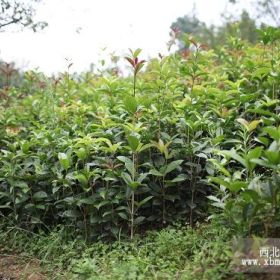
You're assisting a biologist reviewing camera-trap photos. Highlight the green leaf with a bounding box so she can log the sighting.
[36,204,46,210]
[251,158,274,169]
[63,210,81,218]
[242,190,259,203]
[207,195,221,203]
[137,173,148,183]
[33,191,48,200]
[134,216,145,225]
[164,160,183,175]
[247,147,263,160]
[209,177,230,189]
[208,159,231,177]
[62,196,75,204]
[247,109,279,120]
[75,147,87,160]
[264,150,280,165]
[124,96,137,114]
[79,197,95,205]
[212,202,225,209]
[117,156,135,176]
[219,149,247,168]
[138,143,154,153]
[263,126,280,141]
[94,201,109,210]
[247,147,263,171]
[127,135,139,152]
[118,212,128,220]
[121,172,133,186]
[137,196,153,207]
[74,173,88,188]
[149,169,163,177]
[24,203,35,209]
[133,48,142,58]
[237,118,262,132]
[171,174,187,182]
[230,181,247,192]
[14,181,29,193]
[58,152,71,170]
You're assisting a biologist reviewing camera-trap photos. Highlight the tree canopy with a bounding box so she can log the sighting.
[171,10,258,48]
[229,0,280,26]
[0,0,47,31]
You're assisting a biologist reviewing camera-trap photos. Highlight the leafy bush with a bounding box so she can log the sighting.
[0,28,280,240]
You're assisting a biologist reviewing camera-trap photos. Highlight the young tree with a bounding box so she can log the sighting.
[0,0,47,31]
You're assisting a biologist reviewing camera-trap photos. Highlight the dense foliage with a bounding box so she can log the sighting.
[1,28,280,243]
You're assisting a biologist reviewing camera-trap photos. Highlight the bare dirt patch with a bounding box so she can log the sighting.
[0,254,46,280]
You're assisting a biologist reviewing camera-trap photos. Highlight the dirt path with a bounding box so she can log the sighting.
[0,254,46,280]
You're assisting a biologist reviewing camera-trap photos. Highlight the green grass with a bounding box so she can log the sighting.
[0,220,245,279]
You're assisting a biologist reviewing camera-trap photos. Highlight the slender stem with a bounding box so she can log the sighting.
[190,189,194,227]
[190,157,193,227]
[133,73,136,97]
[83,207,88,242]
[162,178,166,225]
[131,191,134,240]
[162,157,167,224]
[130,153,136,239]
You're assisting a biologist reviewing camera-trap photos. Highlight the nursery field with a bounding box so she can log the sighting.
[0,29,280,279]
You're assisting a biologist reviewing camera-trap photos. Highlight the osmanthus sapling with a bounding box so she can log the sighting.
[208,118,263,192]
[179,36,208,93]
[207,120,275,235]
[125,48,145,98]
[148,139,186,225]
[117,134,153,239]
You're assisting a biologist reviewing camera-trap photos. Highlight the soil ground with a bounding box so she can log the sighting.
[0,254,46,280]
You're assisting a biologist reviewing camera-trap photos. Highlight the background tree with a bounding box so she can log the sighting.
[171,10,258,48]
[216,10,258,44]
[229,0,280,26]
[170,14,217,47]
[258,0,280,26]
[0,0,47,88]
[0,0,47,31]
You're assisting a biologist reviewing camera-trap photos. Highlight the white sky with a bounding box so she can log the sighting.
[0,0,252,74]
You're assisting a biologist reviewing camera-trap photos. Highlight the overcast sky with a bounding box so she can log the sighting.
[0,0,252,74]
